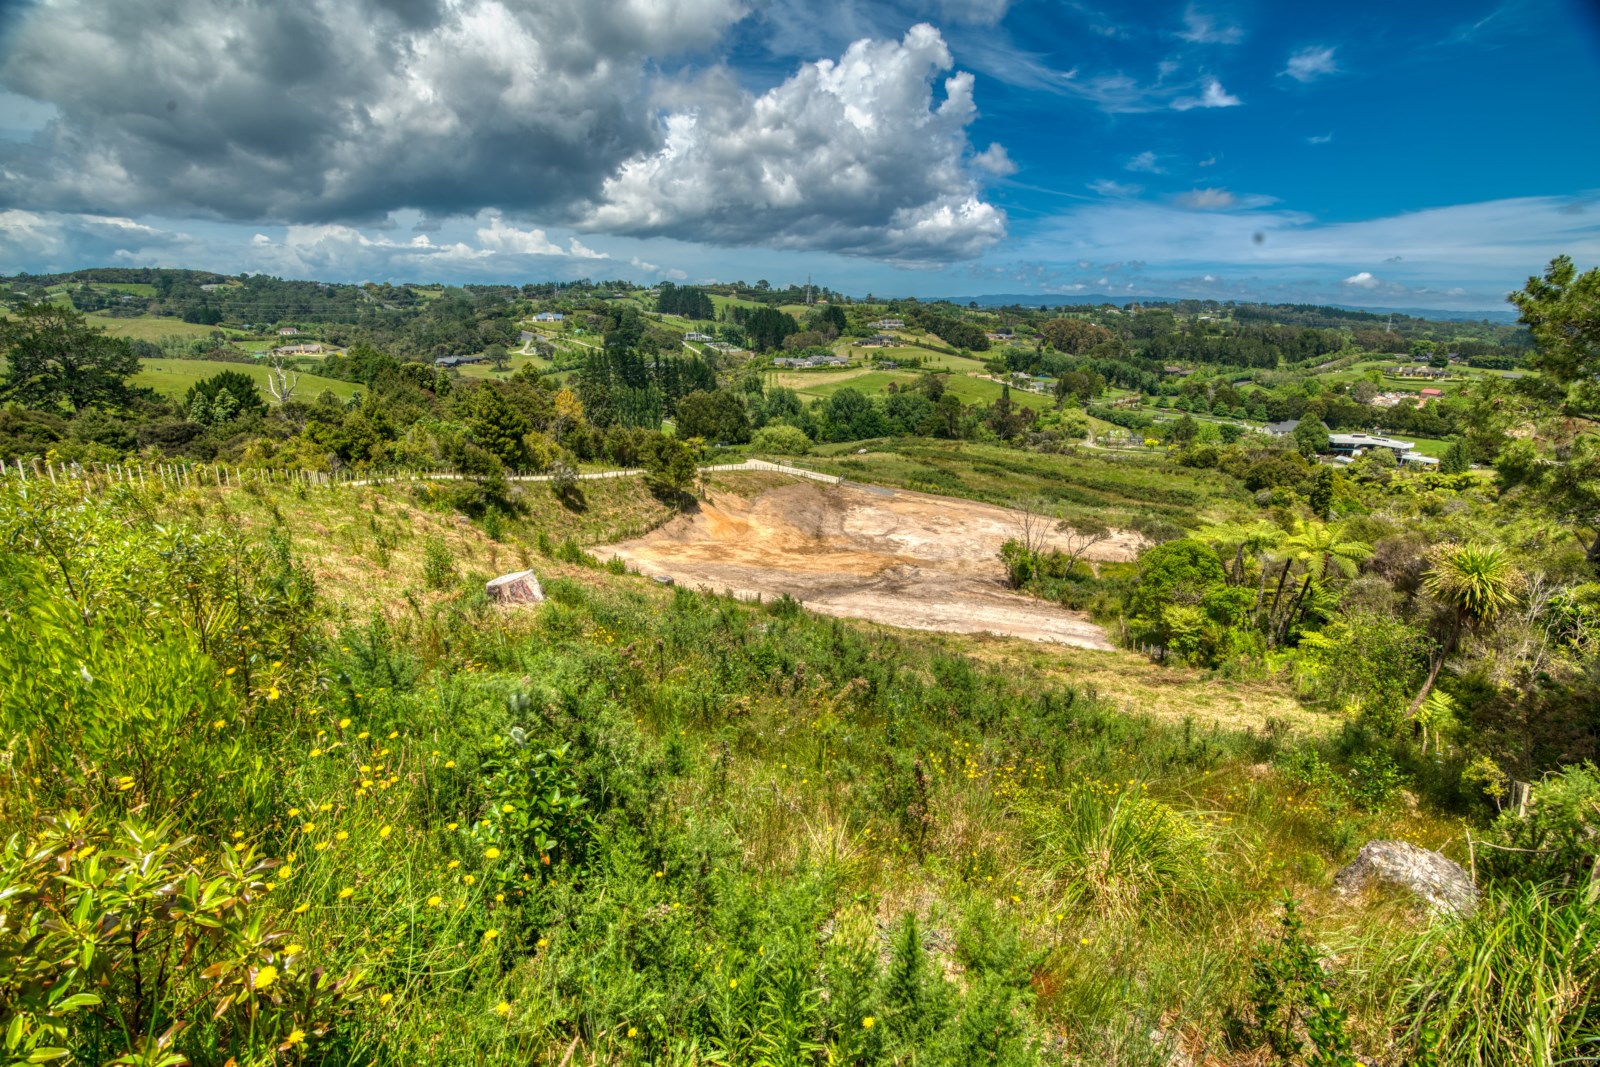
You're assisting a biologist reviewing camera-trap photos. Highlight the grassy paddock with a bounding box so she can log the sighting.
[0,474,1489,1065]
[136,357,362,401]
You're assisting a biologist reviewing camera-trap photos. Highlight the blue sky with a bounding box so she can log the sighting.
[1,0,1597,309]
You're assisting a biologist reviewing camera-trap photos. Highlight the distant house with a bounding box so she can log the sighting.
[1264,420,1300,436]
[870,318,905,330]
[1418,388,1444,400]
[1162,365,1186,376]
[855,335,897,347]
[774,354,849,369]
[1402,452,1440,467]
[1328,432,1415,457]
[684,332,713,342]
[277,327,300,336]
[434,354,487,368]
[533,311,565,322]
[200,283,224,292]
[272,343,325,357]
[986,329,1016,342]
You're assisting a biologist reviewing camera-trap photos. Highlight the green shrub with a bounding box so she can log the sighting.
[422,534,455,589]
[750,424,813,455]
[1482,763,1600,891]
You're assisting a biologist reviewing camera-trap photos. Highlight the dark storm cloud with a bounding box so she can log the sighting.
[0,0,745,223]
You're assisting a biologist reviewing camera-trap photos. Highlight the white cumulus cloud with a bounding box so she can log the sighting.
[1172,78,1242,110]
[579,25,1007,263]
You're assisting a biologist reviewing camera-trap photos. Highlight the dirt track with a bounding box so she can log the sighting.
[595,481,1142,650]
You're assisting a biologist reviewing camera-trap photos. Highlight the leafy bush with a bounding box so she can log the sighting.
[0,812,364,1066]
[1481,763,1600,891]
[750,424,813,455]
[422,533,455,589]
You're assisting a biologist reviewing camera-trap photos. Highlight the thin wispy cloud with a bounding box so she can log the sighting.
[1307,132,1334,145]
[1125,150,1164,173]
[1283,46,1340,82]
[1089,178,1142,197]
[1176,5,1243,45]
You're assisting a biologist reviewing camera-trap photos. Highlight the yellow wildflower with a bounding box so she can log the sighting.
[628,1027,638,1038]
[483,929,498,942]
[494,1001,512,1018]
[378,993,394,1006]
[338,718,351,729]
[484,847,501,860]
[447,822,459,831]
[428,895,443,907]
[338,887,354,899]
[379,825,393,839]
[254,965,278,991]
[444,760,456,769]
[862,1017,876,1029]
[212,719,227,730]
[335,830,349,842]
[288,808,301,817]
[285,943,304,955]
[267,686,281,702]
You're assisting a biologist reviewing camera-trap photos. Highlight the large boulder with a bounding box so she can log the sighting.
[486,570,545,605]
[1333,840,1478,916]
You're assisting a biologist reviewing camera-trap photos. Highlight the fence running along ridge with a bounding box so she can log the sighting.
[0,457,843,492]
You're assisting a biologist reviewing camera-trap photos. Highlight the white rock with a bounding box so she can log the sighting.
[486,570,545,605]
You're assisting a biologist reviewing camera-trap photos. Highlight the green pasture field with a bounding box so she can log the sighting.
[805,437,1248,527]
[135,358,362,402]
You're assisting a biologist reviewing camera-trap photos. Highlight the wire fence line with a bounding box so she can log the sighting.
[0,456,842,493]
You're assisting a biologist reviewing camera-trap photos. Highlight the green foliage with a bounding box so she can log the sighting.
[1247,897,1358,1066]
[0,812,364,1066]
[750,423,813,455]
[1400,886,1600,1067]
[422,534,455,589]
[1025,781,1216,915]
[1481,763,1600,890]
[0,302,140,414]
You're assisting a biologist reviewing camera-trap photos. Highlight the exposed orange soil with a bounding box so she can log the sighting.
[596,481,1142,650]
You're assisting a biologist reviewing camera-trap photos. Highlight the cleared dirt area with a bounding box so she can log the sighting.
[596,480,1144,649]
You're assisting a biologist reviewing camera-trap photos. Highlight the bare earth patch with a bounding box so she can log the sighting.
[596,480,1143,650]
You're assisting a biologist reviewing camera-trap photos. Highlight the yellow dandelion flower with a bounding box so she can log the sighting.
[379,825,393,839]
[212,719,227,729]
[494,1001,512,1018]
[444,760,456,769]
[483,929,498,942]
[288,807,302,817]
[338,887,354,899]
[285,943,304,955]
[484,847,501,860]
[378,993,394,1006]
[357,731,369,739]
[309,748,322,758]
[254,965,279,991]
[447,822,459,831]
[501,803,515,813]
[283,1029,306,1048]
[116,776,134,791]
[338,718,351,729]
[536,937,548,948]
[729,979,738,990]
[335,830,349,842]
[267,686,281,701]
[463,875,476,885]
[447,860,460,870]
[294,902,310,914]
[231,830,245,840]
[495,893,505,902]
[225,666,237,676]
[300,822,316,834]
[862,1016,876,1029]
[628,1027,638,1038]
[388,730,399,739]
[314,841,330,851]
